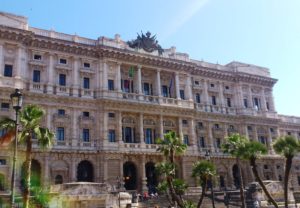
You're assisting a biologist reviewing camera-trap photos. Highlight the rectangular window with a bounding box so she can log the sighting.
[56,127,65,141]
[243,99,248,108]
[108,79,114,91]
[83,111,89,117]
[108,112,115,118]
[298,176,300,186]
[1,103,9,111]
[247,126,252,131]
[216,138,221,148]
[122,79,131,93]
[227,98,231,107]
[0,159,6,165]
[199,137,205,148]
[58,109,65,115]
[214,124,219,129]
[4,64,13,77]
[33,70,41,83]
[82,129,90,142]
[59,74,66,86]
[182,120,188,125]
[123,127,133,143]
[83,77,90,89]
[59,58,67,64]
[108,130,116,142]
[143,83,150,95]
[266,102,270,111]
[194,81,199,85]
[184,135,189,145]
[212,96,217,105]
[198,122,203,128]
[34,54,42,60]
[180,90,185,100]
[210,83,215,88]
[195,93,201,103]
[254,97,261,110]
[259,136,266,144]
[162,85,168,97]
[145,128,153,144]
[83,62,90,68]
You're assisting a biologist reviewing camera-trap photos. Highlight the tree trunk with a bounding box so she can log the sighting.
[237,157,246,208]
[167,176,184,207]
[197,178,207,208]
[284,156,293,208]
[250,158,279,208]
[23,136,32,208]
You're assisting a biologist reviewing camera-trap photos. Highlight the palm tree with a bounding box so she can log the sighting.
[241,141,279,208]
[0,105,54,208]
[156,131,187,208]
[273,136,300,208]
[192,160,216,208]
[221,133,247,208]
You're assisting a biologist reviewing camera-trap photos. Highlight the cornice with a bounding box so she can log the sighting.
[0,26,277,86]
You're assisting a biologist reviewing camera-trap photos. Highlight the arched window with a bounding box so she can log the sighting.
[55,175,63,184]
[77,160,94,182]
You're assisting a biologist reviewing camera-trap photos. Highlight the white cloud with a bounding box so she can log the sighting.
[160,0,210,42]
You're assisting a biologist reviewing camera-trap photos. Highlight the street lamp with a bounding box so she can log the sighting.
[205,149,216,208]
[10,89,23,208]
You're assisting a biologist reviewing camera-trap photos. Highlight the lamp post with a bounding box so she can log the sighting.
[10,89,23,208]
[205,150,216,208]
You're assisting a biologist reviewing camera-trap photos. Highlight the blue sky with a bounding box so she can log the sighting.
[2,0,300,116]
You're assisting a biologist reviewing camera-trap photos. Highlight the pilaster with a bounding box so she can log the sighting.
[175,72,180,99]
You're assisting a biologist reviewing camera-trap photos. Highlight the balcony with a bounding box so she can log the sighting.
[55,63,72,71]
[80,88,94,98]
[54,85,70,96]
[80,67,95,75]
[28,81,45,93]
[28,59,47,67]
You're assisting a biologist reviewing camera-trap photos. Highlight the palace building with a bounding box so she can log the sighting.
[1,11,300,194]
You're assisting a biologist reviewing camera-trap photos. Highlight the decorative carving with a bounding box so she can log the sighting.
[127,31,164,55]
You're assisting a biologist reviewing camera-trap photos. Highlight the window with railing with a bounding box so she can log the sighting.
[83,77,90,89]
[145,128,155,144]
[82,129,90,142]
[108,130,116,142]
[59,74,66,86]
[199,137,205,148]
[108,79,114,91]
[195,93,201,103]
[33,70,41,83]
[184,135,189,145]
[4,64,13,77]
[56,127,65,141]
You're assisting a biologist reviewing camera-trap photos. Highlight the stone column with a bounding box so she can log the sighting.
[116,62,121,92]
[103,60,108,90]
[261,88,267,111]
[117,111,123,143]
[235,84,244,109]
[248,85,253,108]
[223,123,228,138]
[244,125,249,139]
[218,82,225,111]
[186,75,192,101]
[267,127,274,154]
[190,119,197,150]
[44,155,50,186]
[72,58,79,97]
[103,158,108,183]
[72,110,78,146]
[159,115,164,139]
[46,107,52,130]
[47,54,54,93]
[103,111,108,142]
[175,72,180,99]
[203,80,209,110]
[71,158,77,182]
[178,117,183,141]
[156,69,161,97]
[207,122,214,152]
[139,113,144,144]
[141,155,147,192]
[16,47,23,78]
[253,126,258,142]
[137,65,142,94]
[0,44,3,77]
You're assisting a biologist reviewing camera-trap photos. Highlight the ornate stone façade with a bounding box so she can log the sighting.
[0,11,300,196]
